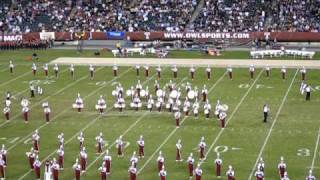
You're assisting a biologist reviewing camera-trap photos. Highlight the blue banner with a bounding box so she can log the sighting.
[106,32,125,40]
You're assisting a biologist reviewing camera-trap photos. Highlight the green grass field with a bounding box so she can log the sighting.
[0,49,320,180]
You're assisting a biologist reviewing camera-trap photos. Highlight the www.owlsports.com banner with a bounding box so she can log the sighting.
[0,32,320,42]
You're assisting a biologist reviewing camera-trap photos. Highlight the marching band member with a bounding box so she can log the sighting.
[257,157,265,172]
[219,111,227,128]
[51,158,60,180]
[57,133,64,147]
[282,172,290,180]
[159,165,167,180]
[254,168,264,180]
[306,170,316,180]
[226,165,235,180]
[168,80,174,92]
[204,100,211,118]
[281,66,286,80]
[5,91,11,102]
[190,66,195,80]
[131,94,142,111]
[21,98,30,123]
[278,156,287,178]
[80,147,88,173]
[199,137,206,160]
[56,145,64,170]
[117,83,124,96]
[74,93,84,112]
[157,151,165,172]
[227,66,233,80]
[166,97,174,112]
[103,150,112,174]
[32,130,40,152]
[116,135,124,157]
[113,64,118,77]
[128,162,137,180]
[1,145,7,166]
[214,100,221,118]
[135,80,142,97]
[172,65,178,78]
[145,65,150,77]
[89,64,95,80]
[96,95,106,114]
[265,66,271,77]
[175,139,182,162]
[130,151,138,168]
[156,65,161,79]
[135,64,140,76]
[305,84,312,101]
[185,82,191,93]
[3,106,10,120]
[201,85,208,102]
[26,148,36,169]
[95,132,105,154]
[206,65,211,80]
[137,135,145,158]
[43,102,51,122]
[33,156,41,180]
[114,94,125,112]
[263,104,270,123]
[193,98,199,117]
[195,163,202,180]
[32,63,37,76]
[147,95,154,112]
[73,159,81,180]
[30,83,35,97]
[183,97,191,116]
[70,64,75,78]
[99,162,108,180]
[0,156,5,180]
[53,64,59,78]
[154,80,160,93]
[301,66,307,80]
[9,60,14,73]
[156,96,164,112]
[187,153,194,178]
[194,86,199,99]
[43,63,49,77]
[249,64,255,79]
[77,132,85,150]
[173,98,181,112]
[215,153,222,177]
[44,160,52,180]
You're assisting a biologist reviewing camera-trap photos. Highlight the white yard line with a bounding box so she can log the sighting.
[0,66,9,73]
[310,128,320,171]
[18,68,157,180]
[137,71,227,174]
[0,71,31,88]
[86,69,190,171]
[247,69,298,180]
[199,70,263,166]
[7,67,133,151]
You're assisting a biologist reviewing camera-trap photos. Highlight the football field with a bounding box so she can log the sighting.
[0,50,320,180]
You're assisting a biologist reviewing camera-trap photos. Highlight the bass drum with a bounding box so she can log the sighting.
[156,89,163,97]
[187,90,195,99]
[170,90,178,99]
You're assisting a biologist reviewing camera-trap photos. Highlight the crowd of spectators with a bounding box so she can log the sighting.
[0,0,319,33]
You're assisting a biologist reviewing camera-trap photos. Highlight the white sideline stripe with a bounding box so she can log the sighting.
[200,70,263,166]
[7,67,133,151]
[310,128,320,171]
[86,68,189,171]
[18,68,156,180]
[0,67,105,128]
[247,69,298,180]
[137,71,227,174]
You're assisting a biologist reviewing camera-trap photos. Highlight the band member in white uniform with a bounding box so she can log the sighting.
[130,151,138,168]
[300,66,307,81]
[174,111,181,128]
[116,135,125,157]
[144,65,150,77]
[201,85,208,102]
[190,66,195,80]
[70,64,75,78]
[53,64,59,78]
[219,111,227,128]
[157,151,165,172]
[254,168,264,180]
[3,106,10,120]
[95,132,105,154]
[131,94,142,111]
[175,139,183,162]
[198,137,206,160]
[80,147,88,173]
[166,97,174,112]
[9,60,14,73]
[58,133,64,147]
[77,132,85,150]
[113,64,118,77]
[154,80,160,93]
[32,63,37,76]
[147,95,154,111]
[281,66,286,80]
[115,94,125,112]
[187,153,194,177]
[137,135,145,158]
[21,98,30,123]
[265,65,271,77]
[193,98,199,117]
[43,63,49,77]
[156,96,164,112]
[215,153,222,177]
[30,83,35,98]
[257,157,265,172]
[227,66,233,80]
[183,98,191,116]
[135,80,142,97]
[32,130,40,152]
[96,95,106,114]
[56,145,64,169]
[156,65,161,79]
[73,93,84,112]
[206,65,211,80]
[306,170,316,180]
[263,104,269,123]
[42,101,51,122]
[305,85,311,101]
[204,100,211,118]
[172,65,178,78]
[173,98,181,112]
[89,64,94,80]
[249,64,255,79]
[226,165,235,180]
[195,163,202,180]
[135,64,140,76]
